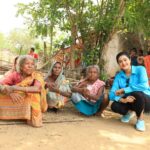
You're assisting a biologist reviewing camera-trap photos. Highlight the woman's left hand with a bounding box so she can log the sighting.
[116,89,124,96]
[50,85,59,93]
[126,96,135,103]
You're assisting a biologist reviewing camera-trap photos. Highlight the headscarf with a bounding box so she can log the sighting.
[45,61,64,86]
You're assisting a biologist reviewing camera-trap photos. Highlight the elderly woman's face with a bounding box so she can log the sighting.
[52,63,62,76]
[87,67,99,81]
[21,58,35,75]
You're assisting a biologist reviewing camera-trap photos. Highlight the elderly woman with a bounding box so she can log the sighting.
[109,51,150,132]
[45,62,71,111]
[71,65,109,116]
[0,55,47,127]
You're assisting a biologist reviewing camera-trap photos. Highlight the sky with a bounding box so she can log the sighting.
[0,0,97,35]
[0,0,35,34]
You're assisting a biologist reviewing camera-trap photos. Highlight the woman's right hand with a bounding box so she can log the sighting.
[9,93,24,104]
[47,83,56,90]
[116,89,124,96]
[126,96,135,103]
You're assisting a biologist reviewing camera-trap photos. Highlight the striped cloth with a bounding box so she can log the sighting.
[0,93,30,120]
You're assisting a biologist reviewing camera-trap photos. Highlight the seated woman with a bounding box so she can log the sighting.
[0,55,47,127]
[109,51,150,132]
[45,62,71,111]
[71,65,109,116]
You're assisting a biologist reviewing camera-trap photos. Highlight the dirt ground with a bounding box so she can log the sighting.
[0,102,150,150]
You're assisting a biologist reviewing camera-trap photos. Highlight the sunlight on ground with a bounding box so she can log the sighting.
[98,130,148,145]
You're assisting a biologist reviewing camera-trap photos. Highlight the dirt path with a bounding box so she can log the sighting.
[0,103,150,150]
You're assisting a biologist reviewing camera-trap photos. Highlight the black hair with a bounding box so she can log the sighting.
[138,49,144,56]
[54,62,62,66]
[31,47,35,52]
[130,47,137,53]
[116,51,130,63]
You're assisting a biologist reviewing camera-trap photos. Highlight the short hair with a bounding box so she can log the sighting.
[31,47,35,52]
[116,51,130,63]
[130,47,137,53]
[86,65,100,75]
[17,55,35,73]
[138,49,144,56]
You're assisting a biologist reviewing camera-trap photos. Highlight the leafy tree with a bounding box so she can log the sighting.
[16,0,150,71]
[7,29,36,55]
[0,32,7,49]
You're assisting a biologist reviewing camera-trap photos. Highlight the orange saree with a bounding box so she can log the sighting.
[144,55,150,85]
[0,72,47,127]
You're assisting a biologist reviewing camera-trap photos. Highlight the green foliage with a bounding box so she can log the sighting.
[0,33,7,49]
[123,0,150,37]
[6,29,36,55]
[16,0,150,70]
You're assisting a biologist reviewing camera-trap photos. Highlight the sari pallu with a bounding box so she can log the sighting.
[46,62,71,109]
[0,72,47,127]
[46,77,71,108]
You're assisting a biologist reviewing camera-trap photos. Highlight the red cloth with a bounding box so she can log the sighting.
[144,55,150,85]
[0,71,42,89]
[0,71,22,85]
[28,53,39,59]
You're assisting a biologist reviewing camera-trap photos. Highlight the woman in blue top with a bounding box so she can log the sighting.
[109,51,150,132]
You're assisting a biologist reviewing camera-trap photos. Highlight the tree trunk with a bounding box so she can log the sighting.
[43,41,47,62]
[70,24,77,69]
[49,24,53,57]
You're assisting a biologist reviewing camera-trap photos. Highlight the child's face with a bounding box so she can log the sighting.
[87,68,99,81]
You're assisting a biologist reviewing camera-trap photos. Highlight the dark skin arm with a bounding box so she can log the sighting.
[72,80,105,102]
[71,80,88,94]
[11,80,42,93]
[71,86,86,95]
[3,80,42,104]
[84,86,105,101]
[46,82,72,98]
[51,87,72,97]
